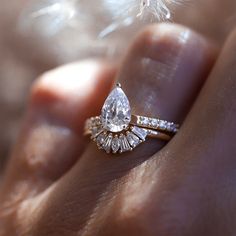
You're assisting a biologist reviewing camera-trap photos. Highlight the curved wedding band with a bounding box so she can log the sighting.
[84,83,179,154]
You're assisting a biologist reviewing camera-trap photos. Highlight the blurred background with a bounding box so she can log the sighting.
[1,0,236,173]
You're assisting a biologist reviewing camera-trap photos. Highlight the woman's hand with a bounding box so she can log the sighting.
[4,22,236,236]
[1,0,236,168]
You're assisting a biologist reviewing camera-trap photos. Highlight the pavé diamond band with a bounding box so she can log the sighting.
[131,115,179,134]
[84,83,179,154]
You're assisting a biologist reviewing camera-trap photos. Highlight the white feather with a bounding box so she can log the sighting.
[19,0,181,61]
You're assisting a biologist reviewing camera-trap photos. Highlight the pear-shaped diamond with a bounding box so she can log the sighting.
[101,85,131,132]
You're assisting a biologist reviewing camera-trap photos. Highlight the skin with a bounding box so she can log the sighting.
[1,0,236,163]
[1,1,236,236]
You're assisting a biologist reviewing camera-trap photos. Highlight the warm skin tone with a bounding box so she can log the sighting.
[2,2,236,236]
[0,0,236,162]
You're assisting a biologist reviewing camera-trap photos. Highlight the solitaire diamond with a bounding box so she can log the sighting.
[101,85,131,132]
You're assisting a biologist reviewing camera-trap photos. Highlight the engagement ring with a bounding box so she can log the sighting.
[84,83,179,154]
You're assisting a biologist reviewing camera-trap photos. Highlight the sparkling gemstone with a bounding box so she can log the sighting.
[91,126,103,139]
[173,127,179,133]
[139,116,149,126]
[143,117,150,126]
[111,136,120,153]
[101,86,131,132]
[127,132,140,148]
[132,126,147,141]
[151,119,158,127]
[93,117,101,126]
[96,133,107,146]
[147,130,159,136]
[159,120,167,130]
[120,134,131,153]
[102,134,113,153]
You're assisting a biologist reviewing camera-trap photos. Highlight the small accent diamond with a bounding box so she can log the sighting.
[127,132,140,148]
[131,126,147,141]
[151,119,158,127]
[111,136,120,153]
[96,133,107,146]
[102,134,113,153]
[91,126,103,139]
[159,120,167,130]
[138,116,149,126]
[147,129,159,136]
[143,117,150,126]
[120,134,131,153]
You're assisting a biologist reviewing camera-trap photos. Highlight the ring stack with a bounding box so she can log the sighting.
[84,83,179,154]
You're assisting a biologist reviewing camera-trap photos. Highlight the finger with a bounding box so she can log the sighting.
[2,60,116,195]
[32,24,217,235]
[147,28,236,236]
[171,27,236,178]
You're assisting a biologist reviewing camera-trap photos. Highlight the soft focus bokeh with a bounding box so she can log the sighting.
[1,0,236,172]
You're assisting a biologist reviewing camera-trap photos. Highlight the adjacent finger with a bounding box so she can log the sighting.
[146,27,236,236]
[171,27,236,177]
[1,60,115,196]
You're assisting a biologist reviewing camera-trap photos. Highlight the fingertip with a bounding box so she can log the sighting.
[30,60,115,108]
[29,60,116,131]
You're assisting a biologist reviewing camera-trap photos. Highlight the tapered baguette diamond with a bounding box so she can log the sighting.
[111,136,120,153]
[127,132,140,148]
[103,134,113,153]
[120,134,131,153]
[96,133,107,146]
[132,126,147,141]
[101,86,131,132]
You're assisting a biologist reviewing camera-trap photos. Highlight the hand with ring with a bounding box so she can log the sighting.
[1,17,236,236]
